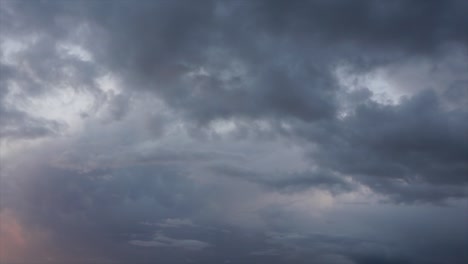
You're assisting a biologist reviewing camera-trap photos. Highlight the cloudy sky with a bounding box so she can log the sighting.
[0,0,467,263]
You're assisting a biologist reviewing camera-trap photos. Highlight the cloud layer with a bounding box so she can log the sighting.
[1,1,467,263]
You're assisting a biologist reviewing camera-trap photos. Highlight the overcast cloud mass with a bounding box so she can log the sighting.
[0,0,467,263]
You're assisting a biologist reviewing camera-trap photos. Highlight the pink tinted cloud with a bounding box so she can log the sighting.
[0,209,55,263]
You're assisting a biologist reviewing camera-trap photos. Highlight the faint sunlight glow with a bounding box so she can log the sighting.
[335,64,406,105]
[58,43,93,62]
[0,210,29,263]
[10,87,94,133]
[210,119,237,135]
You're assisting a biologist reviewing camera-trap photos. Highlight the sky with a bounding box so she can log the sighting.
[0,0,467,263]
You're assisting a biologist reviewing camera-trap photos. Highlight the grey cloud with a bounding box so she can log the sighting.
[0,108,66,139]
[300,90,468,203]
[0,161,212,263]
[99,91,132,123]
[1,155,466,264]
[0,43,101,143]
[155,218,196,229]
[250,0,468,52]
[259,225,466,264]
[0,2,107,143]
[73,0,467,134]
[243,231,408,264]
[12,0,338,124]
[211,164,356,194]
[1,1,468,263]
[3,0,466,126]
[130,233,211,251]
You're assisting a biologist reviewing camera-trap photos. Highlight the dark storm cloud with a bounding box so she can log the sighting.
[250,0,468,52]
[3,0,467,124]
[12,0,338,124]
[299,90,468,203]
[1,1,468,264]
[62,0,467,204]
